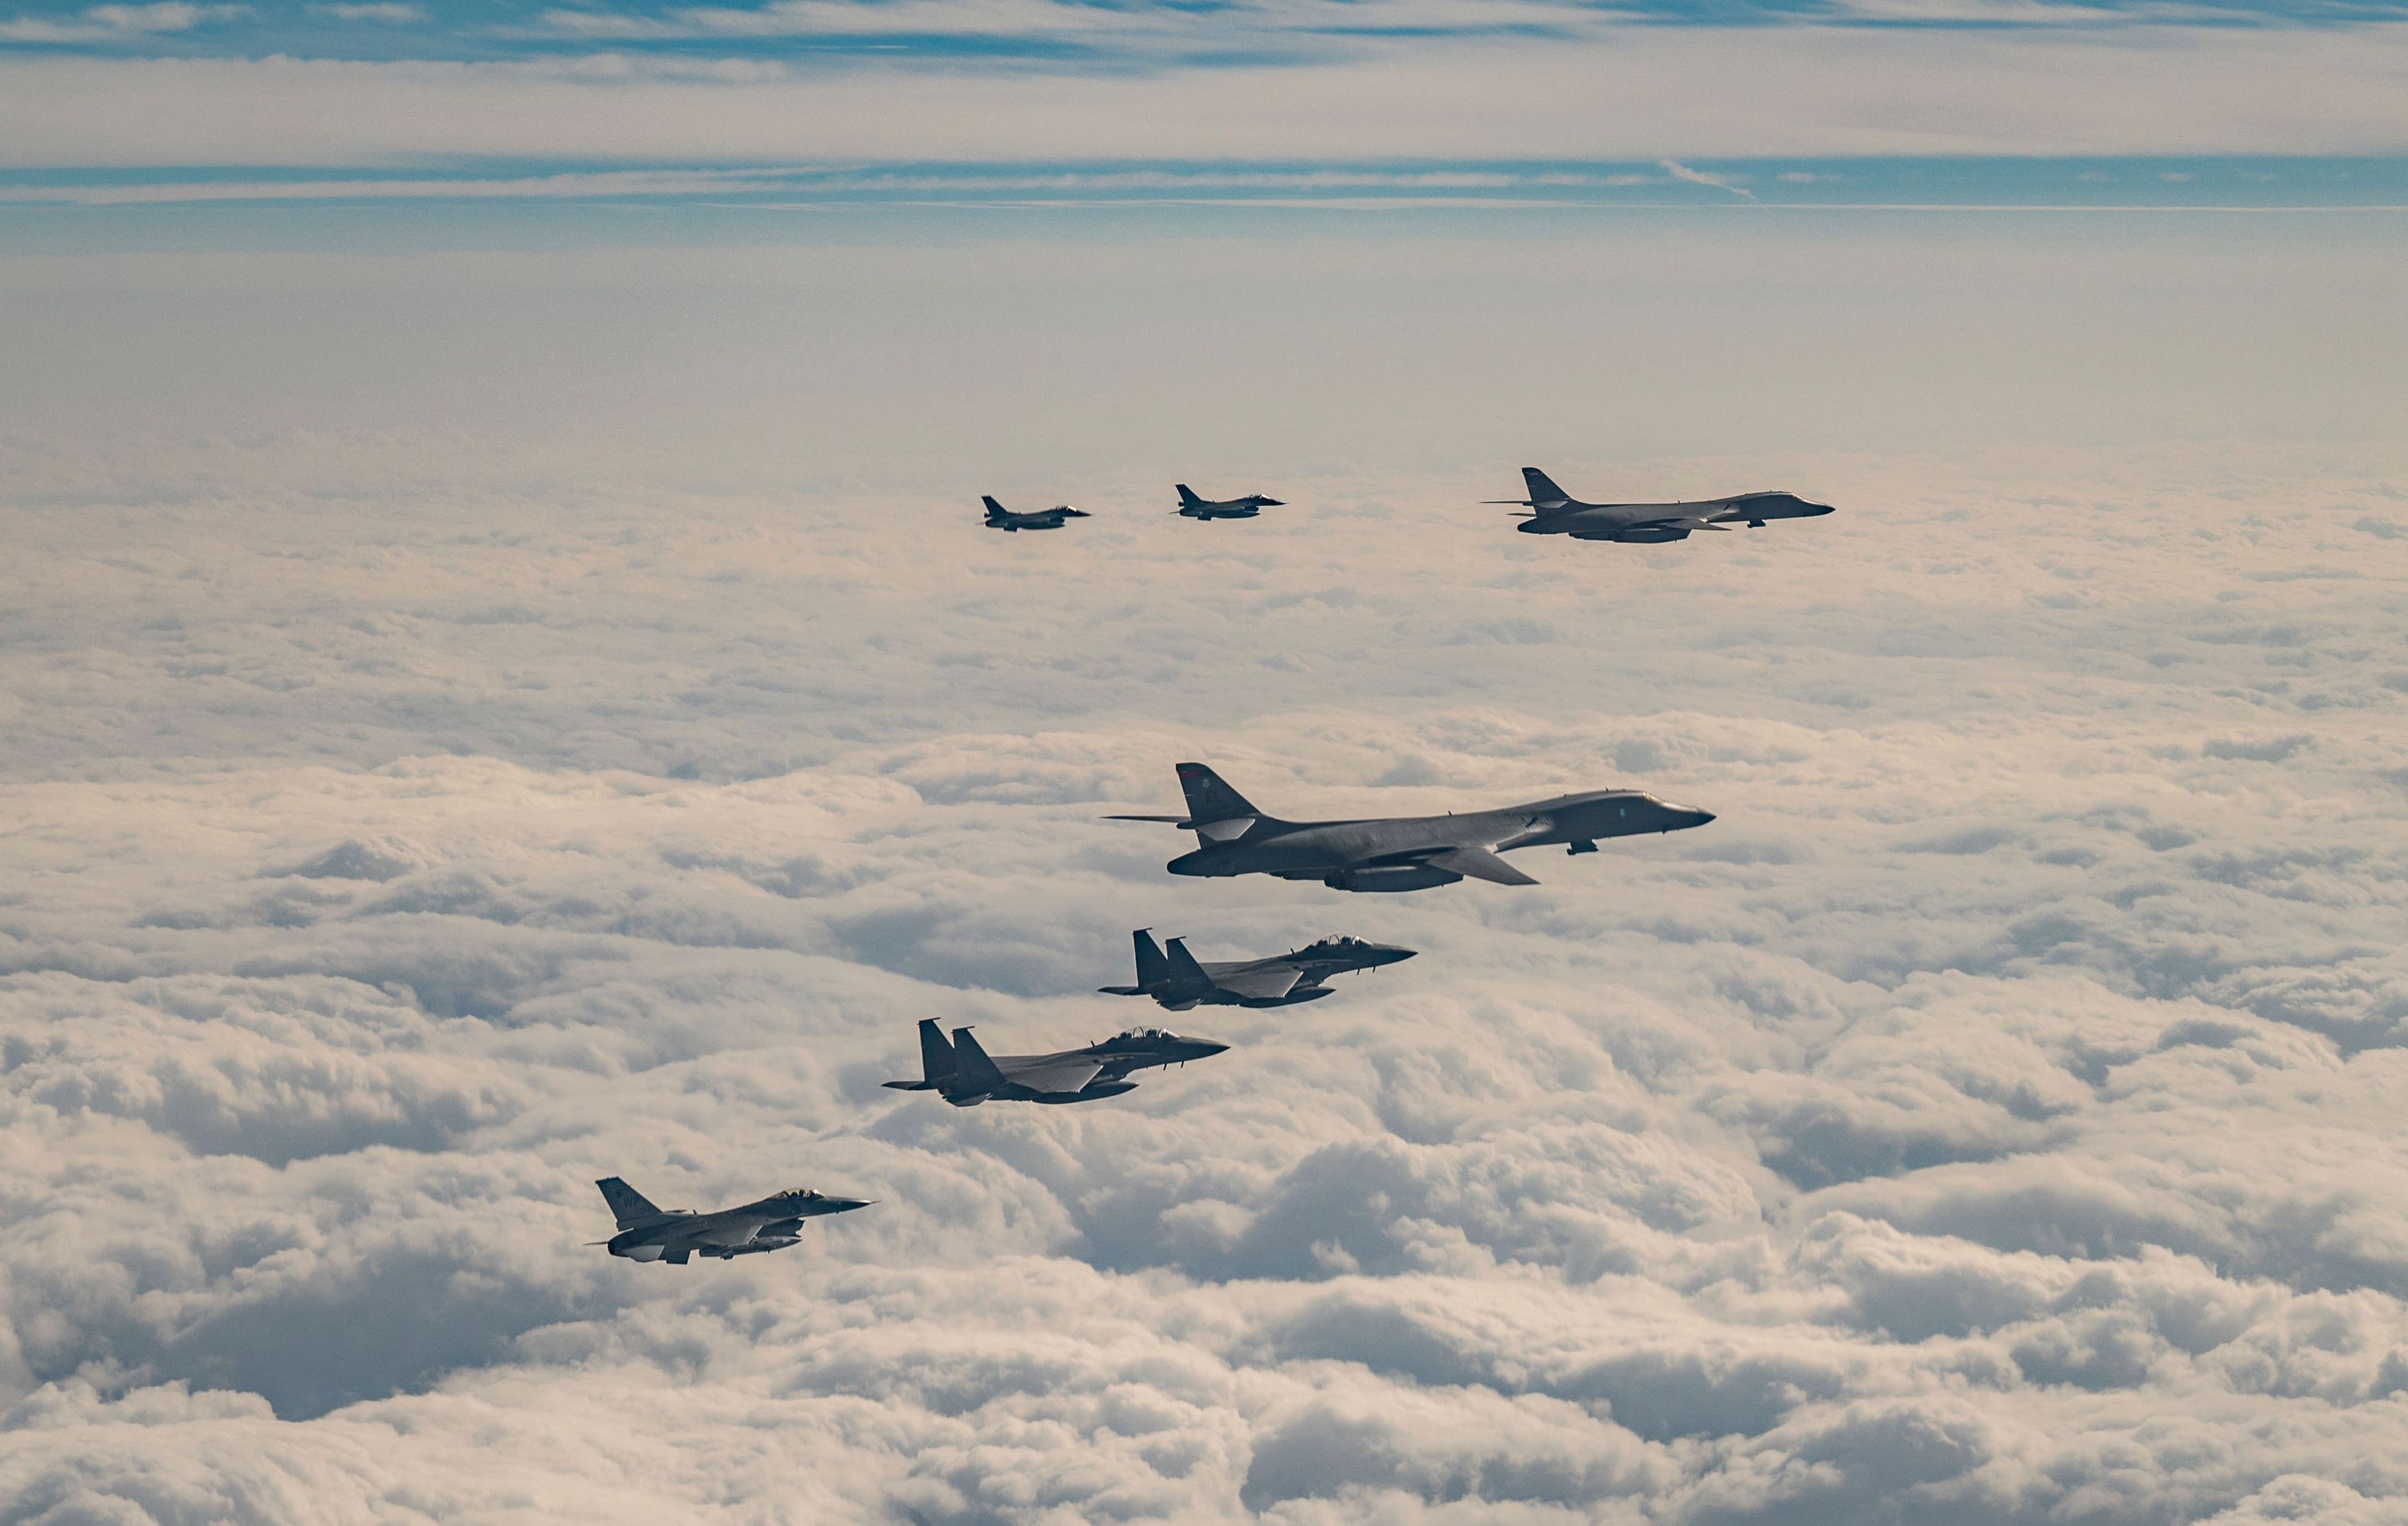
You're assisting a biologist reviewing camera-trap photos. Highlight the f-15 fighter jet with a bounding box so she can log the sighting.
[590,1177,871,1265]
[884,1019,1226,1105]
[1175,484,1284,520]
[1110,762,1714,893]
[1100,929,1415,1010]
[1491,468,1833,543]
[982,494,1090,532]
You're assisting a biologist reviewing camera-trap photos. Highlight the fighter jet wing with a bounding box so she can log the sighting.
[1000,1055,1108,1094]
[1208,963,1307,1002]
[1424,845,1540,885]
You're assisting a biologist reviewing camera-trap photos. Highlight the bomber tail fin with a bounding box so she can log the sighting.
[1520,467,1573,508]
[1175,762,1264,839]
[596,1176,664,1228]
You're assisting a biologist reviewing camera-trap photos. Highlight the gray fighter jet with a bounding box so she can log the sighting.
[982,494,1090,532]
[1100,928,1415,1010]
[590,1177,871,1265]
[1175,484,1284,521]
[884,1019,1226,1105]
[1491,468,1833,543]
[1110,762,1714,892]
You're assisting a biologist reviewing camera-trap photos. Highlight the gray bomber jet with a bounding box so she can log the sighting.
[885,1019,1227,1105]
[1100,928,1415,1010]
[1491,468,1833,543]
[1176,484,1284,521]
[591,1177,871,1265]
[1110,762,1714,892]
[982,494,1090,532]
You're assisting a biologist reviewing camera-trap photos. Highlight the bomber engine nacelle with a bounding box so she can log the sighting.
[1597,527,1690,543]
[1323,865,1462,893]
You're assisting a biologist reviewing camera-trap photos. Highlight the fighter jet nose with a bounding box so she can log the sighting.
[825,1197,875,1214]
[1689,810,1716,828]
[1193,1040,1230,1057]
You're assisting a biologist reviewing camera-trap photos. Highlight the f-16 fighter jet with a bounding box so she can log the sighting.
[590,1177,872,1265]
[1491,468,1833,543]
[982,494,1091,532]
[1175,484,1284,520]
[1110,762,1714,893]
[1100,929,1415,1010]
[884,1019,1226,1106]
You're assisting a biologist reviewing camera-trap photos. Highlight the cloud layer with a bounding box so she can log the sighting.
[2,291,2405,1526]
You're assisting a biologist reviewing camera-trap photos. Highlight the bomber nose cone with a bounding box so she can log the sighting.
[1685,809,1716,828]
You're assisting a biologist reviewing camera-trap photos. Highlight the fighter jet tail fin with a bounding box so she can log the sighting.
[1132,929,1171,987]
[1175,763,1267,840]
[981,495,1008,519]
[950,1027,1011,1089]
[1176,484,1203,508]
[1164,937,1217,993]
[596,1176,664,1228]
[916,1018,956,1085]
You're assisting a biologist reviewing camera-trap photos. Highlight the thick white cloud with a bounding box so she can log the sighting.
[2,223,2406,1521]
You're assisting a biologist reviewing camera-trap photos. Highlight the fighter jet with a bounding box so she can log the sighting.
[884,1019,1226,1105]
[1100,928,1415,1010]
[1109,762,1714,892]
[1491,468,1833,543]
[1175,484,1284,521]
[590,1177,872,1265]
[982,494,1090,532]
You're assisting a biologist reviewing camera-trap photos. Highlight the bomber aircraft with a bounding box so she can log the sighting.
[1491,468,1833,543]
[885,1019,1226,1105]
[1175,484,1284,520]
[982,494,1090,532]
[1110,762,1714,892]
[590,1177,871,1265]
[1100,928,1415,1010]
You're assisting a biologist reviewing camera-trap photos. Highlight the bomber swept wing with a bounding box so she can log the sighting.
[1422,845,1540,885]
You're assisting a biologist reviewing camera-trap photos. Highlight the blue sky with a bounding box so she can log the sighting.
[3,0,2408,229]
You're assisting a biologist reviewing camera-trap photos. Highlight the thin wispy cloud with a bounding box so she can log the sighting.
[1659,155,1755,198]
[312,2,425,20]
[0,1,244,43]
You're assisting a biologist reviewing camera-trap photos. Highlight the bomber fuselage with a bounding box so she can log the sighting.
[1168,790,1713,885]
[1519,491,1833,543]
